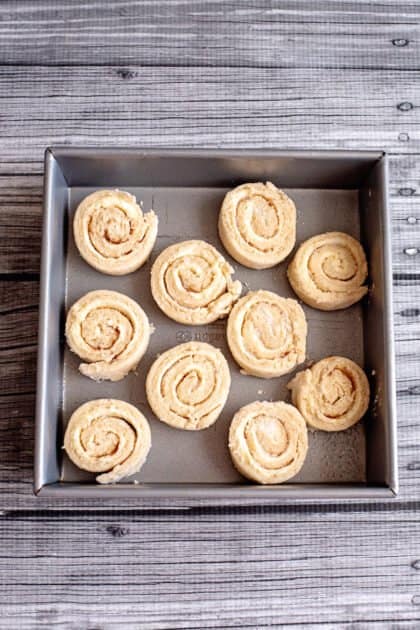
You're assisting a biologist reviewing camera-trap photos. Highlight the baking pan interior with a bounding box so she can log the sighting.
[36,150,397,498]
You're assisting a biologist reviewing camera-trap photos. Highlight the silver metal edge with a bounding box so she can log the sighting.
[47,146,384,160]
[34,148,56,494]
[380,154,399,495]
[36,482,394,501]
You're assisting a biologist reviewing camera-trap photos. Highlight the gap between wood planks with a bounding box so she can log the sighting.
[2,500,420,518]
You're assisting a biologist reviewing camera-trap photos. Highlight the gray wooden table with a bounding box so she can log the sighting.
[1,1,420,627]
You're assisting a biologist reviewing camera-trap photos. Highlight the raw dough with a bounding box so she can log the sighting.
[288,356,370,431]
[287,231,368,310]
[66,289,151,381]
[64,398,151,484]
[219,181,296,269]
[229,400,308,484]
[73,189,158,275]
[151,240,242,325]
[146,341,230,430]
[226,290,307,378]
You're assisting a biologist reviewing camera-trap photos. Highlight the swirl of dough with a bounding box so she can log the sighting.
[73,189,158,275]
[218,182,296,269]
[227,290,307,378]
[229,401,308,484]
[287,356,370,431]
[66,290,151,382]
[146,341,230,430]
[64,399,151,484]
[151,240,242,325]
[287,232,368,310]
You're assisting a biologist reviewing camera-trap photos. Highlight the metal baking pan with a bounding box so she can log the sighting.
[35,148,397,502]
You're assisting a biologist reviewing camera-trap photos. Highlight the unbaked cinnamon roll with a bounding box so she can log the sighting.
[288,356,370,431]
[218,182,296,269]
[227,290,307,378]
[146,341,230,430]
[73,189,158,275]
[287,232,368,310]
[229,400,308,484]
[64,399,151,484]
[151,240,242,325]
[66,290,151,381]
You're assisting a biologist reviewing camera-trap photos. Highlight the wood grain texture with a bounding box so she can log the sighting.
[1,508,420,628]
[0,0,419,70]
[0,65,419,173]
[1,0,420,627]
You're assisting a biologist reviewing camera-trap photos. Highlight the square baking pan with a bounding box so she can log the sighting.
[35,148,397,502]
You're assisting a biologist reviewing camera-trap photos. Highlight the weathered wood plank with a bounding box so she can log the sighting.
[0,308,37,349]
[0,0,419,70]
[0,65,419,175]
[0,393,33,481]
[0,175,43,273]
[0,345,36,397]
[0,280,39,312]
[3,607,420,630]
[0,508,420,628]
[0,282,38,352]
[0,211,41,274]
